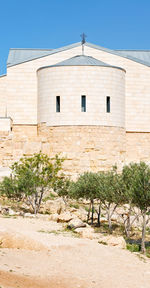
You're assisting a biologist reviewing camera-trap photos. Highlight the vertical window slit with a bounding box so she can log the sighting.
[56,96,60,112]
[106,96,110,113]
[81,95,86,112]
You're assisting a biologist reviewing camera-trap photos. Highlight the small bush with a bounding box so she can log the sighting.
[98,240,108,245]
[146,247,150,258]
[126,243,140,252]
[69,203,79,209]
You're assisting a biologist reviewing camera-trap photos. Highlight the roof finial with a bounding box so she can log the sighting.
[80,33,87,55]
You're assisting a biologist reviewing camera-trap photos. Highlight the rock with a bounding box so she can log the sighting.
[67,218,86,229]
[75,227,95,239]
[72,208,87,221]
[100,217,107,223]
[82,199,90,205]
[57,212,74,223]
[111,215,120,222]
[24,213,36,218]
[41,198,66,215]
[8,209,16,216]
[1,207,17,216]
[19,211,25,216]
[15,212,20,215]
[99,235,126,249]
[49,213,59,222]
[85,223,91,228]
[1,207,9,215]
[69,207,78,213]
[116,207,127,215]
[21,203,29,210]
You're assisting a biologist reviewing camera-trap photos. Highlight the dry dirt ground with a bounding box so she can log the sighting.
[0,217,150,288]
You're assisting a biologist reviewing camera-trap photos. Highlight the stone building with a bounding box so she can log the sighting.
[0,41,150,177]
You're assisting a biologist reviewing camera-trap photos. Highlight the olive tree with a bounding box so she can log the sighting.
[0,152,64,214]
[53,175,72,205]
[127,162,150,253]
[70,172,100,224]
[121,164,141,237]
[97,169,125,232]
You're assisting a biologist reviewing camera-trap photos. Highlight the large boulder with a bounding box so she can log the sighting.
[41,198,66,215]
[57,212,74,223]
[1,207,9,215]
[8,208,16,216]
[72,208,87,222]
[75,227,96,239]
[0,207,17,216]
[49,213,59,222]
[99,235,126,249]
[67,218,86,229]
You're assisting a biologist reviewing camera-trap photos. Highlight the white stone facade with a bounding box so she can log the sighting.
[0,42,150,175]
[37,65,125,127]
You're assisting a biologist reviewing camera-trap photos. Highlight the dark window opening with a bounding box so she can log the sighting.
[106,96,110,113]
[56,96,60,112]
[81,95,86,112]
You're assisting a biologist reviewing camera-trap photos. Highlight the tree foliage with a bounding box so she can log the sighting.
[1,155,150,254]
[66,163,150,252]
[0,152,64,214]
[122,162,150,252]
[70,172,101,223]
[96,169,125,232]
[69,172,100,201]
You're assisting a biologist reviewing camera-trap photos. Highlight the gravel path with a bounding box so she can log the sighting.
[0,217,150,288]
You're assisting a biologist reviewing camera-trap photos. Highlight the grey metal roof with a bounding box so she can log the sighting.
[114,50,150,66]
[7,43,81,67]
[86,42,150,67]
[7,42,150,68]
[7,48,53,67]
[37,55,125,72]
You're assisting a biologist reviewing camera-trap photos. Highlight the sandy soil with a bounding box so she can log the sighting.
[0,217,150,288]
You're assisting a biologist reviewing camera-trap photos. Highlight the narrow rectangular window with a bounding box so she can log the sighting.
[81,95,86,112]
[56,96,60,112]
[106,96,110,113]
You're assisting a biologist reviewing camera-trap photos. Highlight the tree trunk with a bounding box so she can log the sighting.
[34,205,37,215]
[125,204,132,238]
[34,192,38,215]
[107,204,112,233]
[125,215,133,238]
[141,210,146,254]
[97,203,101,227]
[37,188,44,214]
[124,224,130,238]
[91,200,94,225]
[87,201,91,223]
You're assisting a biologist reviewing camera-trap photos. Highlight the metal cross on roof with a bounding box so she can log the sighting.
[80,33,87,44]
[80,33,87,55]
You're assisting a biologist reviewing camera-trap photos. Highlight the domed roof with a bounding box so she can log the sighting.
[37,55,125,72]
[51,55,110,67]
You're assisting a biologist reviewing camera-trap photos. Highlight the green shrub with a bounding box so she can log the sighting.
[69,203,79,209]
[0,152,64,214]
[126,243,140,252]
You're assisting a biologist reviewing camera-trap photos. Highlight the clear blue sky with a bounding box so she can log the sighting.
[0,0,150,75]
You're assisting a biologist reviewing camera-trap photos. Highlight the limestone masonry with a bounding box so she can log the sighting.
[0,41,150,177]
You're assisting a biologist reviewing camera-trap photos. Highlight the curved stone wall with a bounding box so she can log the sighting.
[38,124,126,176]
[37,65,125,128]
